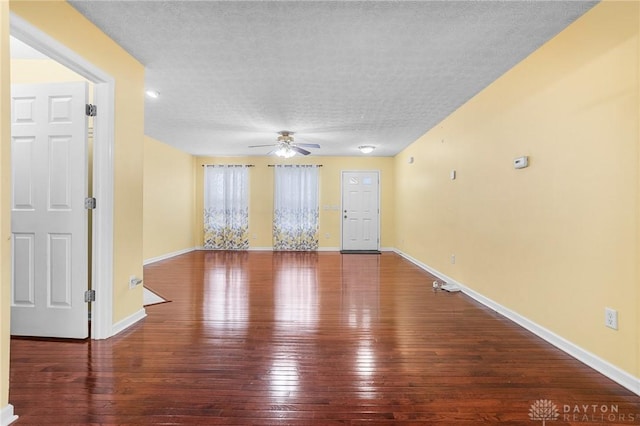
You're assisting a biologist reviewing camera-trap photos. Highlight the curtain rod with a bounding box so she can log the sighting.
[268,164,323,167]
[201,164,255,167]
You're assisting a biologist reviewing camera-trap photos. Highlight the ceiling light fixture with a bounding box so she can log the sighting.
[145,89,160,99]
[275,145,296,158]
[358,145,375,154]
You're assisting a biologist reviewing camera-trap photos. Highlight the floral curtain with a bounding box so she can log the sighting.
[273,165,319,251]
[204,165,249,250]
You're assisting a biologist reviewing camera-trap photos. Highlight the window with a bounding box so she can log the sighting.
[203,165,249,250]
[273,165,319,251]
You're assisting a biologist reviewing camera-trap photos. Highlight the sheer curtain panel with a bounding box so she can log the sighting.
[204,165,249,250]
[273,165,319,251]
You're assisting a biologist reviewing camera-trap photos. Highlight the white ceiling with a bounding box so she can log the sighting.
[64,1,598,157]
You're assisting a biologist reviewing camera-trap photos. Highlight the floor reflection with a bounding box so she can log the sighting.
[273,252,319,331]
[341,254,382,400]
[268,357,300,403]
[356,339,378,399]
[341,254,380,328]
[203,251,249,335]
[270,252,318,404]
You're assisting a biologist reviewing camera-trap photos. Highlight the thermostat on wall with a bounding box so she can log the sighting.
[514,156,529,169]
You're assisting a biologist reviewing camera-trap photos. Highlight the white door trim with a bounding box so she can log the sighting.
[340,170,381,251]
[11,13,114,340]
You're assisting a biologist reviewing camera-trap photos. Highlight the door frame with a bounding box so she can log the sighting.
[340,170,381,251]
[11,13,115,339]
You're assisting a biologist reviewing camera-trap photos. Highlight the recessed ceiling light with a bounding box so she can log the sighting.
[358,145,375,154]
[145,90,160,99]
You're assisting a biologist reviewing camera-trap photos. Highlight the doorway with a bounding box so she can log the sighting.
[341,171,380,252]
[11,13,115,339]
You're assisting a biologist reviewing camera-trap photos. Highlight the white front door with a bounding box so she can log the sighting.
[11,82,89,339]
[341,171,380,251]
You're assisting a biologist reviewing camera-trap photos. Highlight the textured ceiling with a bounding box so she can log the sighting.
[68,1,597,157]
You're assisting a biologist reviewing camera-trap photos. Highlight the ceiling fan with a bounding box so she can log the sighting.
[249,131,320,158]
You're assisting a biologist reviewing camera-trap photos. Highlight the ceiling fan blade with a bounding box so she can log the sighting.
[295,143,320,149]
[291,146,311,156]
[248,144,277,148]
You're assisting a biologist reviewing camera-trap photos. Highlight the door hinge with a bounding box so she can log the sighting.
[84,289,96,303]
[85,197,96,209]
[85,104,97,117]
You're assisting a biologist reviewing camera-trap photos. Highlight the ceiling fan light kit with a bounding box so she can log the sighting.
[358,145,375,154]
[275,145,296,158]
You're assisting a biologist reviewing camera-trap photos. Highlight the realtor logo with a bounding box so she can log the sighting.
[529,400,559,425]
[528,399,638,423]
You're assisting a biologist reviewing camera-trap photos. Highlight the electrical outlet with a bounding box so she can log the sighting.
[605,308,618,330]
[451,254,456,264]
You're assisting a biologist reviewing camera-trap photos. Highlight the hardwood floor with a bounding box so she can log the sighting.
[9,251,640,424]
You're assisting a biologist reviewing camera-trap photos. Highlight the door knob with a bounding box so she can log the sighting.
[344,215,347,219]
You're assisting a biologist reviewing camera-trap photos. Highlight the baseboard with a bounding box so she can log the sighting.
[321,247,395,252]
[198,246,391,253]
[206,247,345,252]
[111,308,147,337]
[143,247,196,265]
[322,247,394,252]
[247,247,342,252]
[198,246,274,251]
[394,248,640,397]
[1,404,18,426]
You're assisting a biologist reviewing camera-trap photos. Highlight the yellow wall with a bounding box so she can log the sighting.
[143,136,196,261]
[11,58,85,83]
[395,1,639,376]
[9,0,146,323]
[1,0,10,412]
[195,156,395,249]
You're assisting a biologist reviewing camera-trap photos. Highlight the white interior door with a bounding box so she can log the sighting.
[341,171,380,251]
[11,82,89,339]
